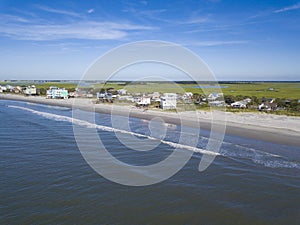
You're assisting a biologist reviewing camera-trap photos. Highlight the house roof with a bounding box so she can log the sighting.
[263,102,277,108]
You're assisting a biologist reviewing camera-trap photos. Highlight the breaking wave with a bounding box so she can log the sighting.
[8,104,300,169]
[219,141,300,169]
[8,105,219,156]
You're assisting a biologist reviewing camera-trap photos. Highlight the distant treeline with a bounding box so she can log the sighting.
[3,80,300,84]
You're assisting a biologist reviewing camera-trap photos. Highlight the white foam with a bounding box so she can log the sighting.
[8,105,218,156]
[252,159,300,169]
[220,143,300,169]
[9,105,300,169]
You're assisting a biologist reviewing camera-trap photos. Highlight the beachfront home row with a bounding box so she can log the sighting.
[0,84,37,95]
[46,86,68,99]
[131,93,177,110]
[0,84,15,93]
[95,90,178,110]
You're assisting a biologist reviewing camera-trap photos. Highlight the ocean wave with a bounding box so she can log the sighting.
[252,158,300,169]
[220,142,300,169]
[8,105,219,156]
[8,105,300,169]
[26,102,71,111]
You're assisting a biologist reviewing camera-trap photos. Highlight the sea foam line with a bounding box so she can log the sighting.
[8,105,219,156]
[8,105,300,169]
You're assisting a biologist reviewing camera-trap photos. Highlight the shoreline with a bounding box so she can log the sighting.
[1,93,300,147]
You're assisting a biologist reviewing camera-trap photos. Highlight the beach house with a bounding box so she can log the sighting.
[149,92,161,102]
[46,86,68,99]
[97,92,113,102]
[24,85,36,96]
[231,101,247,108]
[137,96,151,107]
[207,92,223,101]
[13,86,22,94]
[183,92,194,104]
[258,99,277,111]
[0,85,7,92]
[183,92,193,99]
[74,88,93,98]
[160,93,177,110]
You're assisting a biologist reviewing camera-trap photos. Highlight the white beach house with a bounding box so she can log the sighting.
[183,92,193,99]
[149,92,161,102]
[207,92,223,101]
[0,86,7,92]
[258,100,277,111]
[137,96,151,106]
[24,85,36,96]
[97,92,113,102]
[160,93,177,110]
[231,101,247,108]
[231,98,251,109]
[46,86,68,99]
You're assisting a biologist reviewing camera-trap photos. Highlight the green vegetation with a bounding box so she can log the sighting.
[93,82,188,94]
[93,82,300,99]
[221,82,300,99]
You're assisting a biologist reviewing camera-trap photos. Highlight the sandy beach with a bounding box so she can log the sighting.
[1,93,300,147]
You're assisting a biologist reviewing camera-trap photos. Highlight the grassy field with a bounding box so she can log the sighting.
[97,82,300,99]
[220,82,300,99]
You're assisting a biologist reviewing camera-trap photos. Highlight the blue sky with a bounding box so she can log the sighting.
[0,0,299,80]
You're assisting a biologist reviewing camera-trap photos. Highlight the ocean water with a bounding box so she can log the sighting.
[1,100,299,224]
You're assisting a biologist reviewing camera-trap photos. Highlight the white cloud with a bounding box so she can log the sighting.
[0,14,30,23]
[0,17,154,41]
[140,1,148,6]
[273,3,300,13]
[123,8,166,16]
[87,9,94,14]
[35,5,82,17]
[140,9,166,16]
[186,40,248,47]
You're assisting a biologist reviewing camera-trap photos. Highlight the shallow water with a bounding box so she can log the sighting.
[1,100,299,224]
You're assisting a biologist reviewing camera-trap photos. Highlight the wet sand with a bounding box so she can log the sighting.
[1,94,300,147]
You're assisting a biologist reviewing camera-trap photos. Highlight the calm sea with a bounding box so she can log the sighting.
[1,100,299,225]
